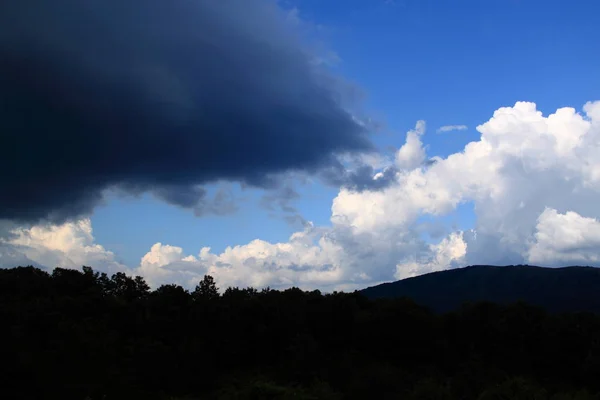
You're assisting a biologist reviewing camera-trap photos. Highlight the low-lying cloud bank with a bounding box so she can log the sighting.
[2,101,600,291]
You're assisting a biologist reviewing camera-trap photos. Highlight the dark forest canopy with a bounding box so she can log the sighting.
[2,265,600,400]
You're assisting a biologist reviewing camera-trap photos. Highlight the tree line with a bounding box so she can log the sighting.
[2,266,600,399]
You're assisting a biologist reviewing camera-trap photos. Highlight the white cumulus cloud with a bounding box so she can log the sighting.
[395,120,427,170]
[527,208,600,266]
[395,231,467,280]
[0,219,127,275]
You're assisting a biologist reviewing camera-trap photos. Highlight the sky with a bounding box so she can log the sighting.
[1,0,600,291]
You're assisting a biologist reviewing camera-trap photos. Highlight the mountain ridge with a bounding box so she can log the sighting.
[359,264,600,314]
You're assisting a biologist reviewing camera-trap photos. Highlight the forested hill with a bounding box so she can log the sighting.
[3,265,600,399]
[360,265,600,314]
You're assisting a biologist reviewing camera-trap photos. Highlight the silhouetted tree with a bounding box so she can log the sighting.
[192,274,219,301]
[109,271,149,301]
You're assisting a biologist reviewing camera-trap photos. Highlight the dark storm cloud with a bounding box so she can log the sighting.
[0,0,372,223]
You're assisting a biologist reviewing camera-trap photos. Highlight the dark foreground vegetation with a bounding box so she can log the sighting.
[2,266,600,400]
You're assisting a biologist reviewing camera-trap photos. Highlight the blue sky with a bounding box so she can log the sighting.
[90,0,600,267]
[3,0,600,291]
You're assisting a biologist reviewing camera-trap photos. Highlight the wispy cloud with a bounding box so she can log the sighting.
[436,125,468,133]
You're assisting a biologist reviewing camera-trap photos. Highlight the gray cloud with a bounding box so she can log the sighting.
[152,184,239,217]
[0,0,372,223]
[260,185,301,214]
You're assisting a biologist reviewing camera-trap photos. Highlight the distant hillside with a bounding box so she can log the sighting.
[360,265,600,314]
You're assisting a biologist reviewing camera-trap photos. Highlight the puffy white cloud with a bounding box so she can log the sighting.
[141,242,196,269]
[527,208,600,266]
[461,101,600,265]
[0,219,126,275]
[395,120,427,170]
[331,99,600,280]
[135,223,351,291]
[2,100,600,291]
[395,231,467,280]
[436,124,468,133]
